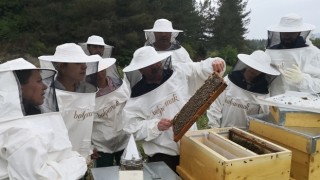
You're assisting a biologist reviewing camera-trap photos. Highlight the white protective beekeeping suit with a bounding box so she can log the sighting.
[79,35,122,86]
[265,13,320,96]
[144,19,193,65]
[207,51,280,129]
[122,46,225,156]
[127,19,194,88]
[39,43,99,161]
[0,58,86,180]
[91,57,130,155]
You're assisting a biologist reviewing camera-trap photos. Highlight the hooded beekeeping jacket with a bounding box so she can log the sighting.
[92,79,130,153]
[39,43,100,160]
[266,13,320,95]
[207,76,269,129]
[207,50,279,129]
[266,45,320,96]
[0,58,86,180]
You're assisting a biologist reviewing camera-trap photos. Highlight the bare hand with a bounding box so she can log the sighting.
[157,118,172,131]
[212,58,225,74]
[91,148,101,160]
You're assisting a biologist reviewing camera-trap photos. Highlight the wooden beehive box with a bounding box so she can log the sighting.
[249,114,320,180]
[270,106,320,127]
[177,128,291,180]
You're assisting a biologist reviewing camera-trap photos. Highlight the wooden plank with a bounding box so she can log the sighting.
[203,139,239,160]
[308,140,320,180]
[270,106,320,127]
[249,119,313,153]
[249,131,310,180]
[286,113,320,127]
[270,106,281,124]
[224,152,291,180]
[178,134,226,180]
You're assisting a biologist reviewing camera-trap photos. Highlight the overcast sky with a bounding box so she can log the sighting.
[245,0,320,39]
[196,0,320,39]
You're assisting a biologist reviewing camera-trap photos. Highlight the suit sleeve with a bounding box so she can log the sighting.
[5,129,87,180]
[122,107,162,142]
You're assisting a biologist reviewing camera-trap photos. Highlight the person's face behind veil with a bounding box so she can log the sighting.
[20,70,48,106]
[154,32,172,50]
[58,63,87,84]
[87,44,105,56]
[280,32,300,48]
[139,61,163,83]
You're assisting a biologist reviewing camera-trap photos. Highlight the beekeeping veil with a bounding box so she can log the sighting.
[38,43,99,158]
[144,19,183,48]
[96,57,123,93]
[266,13,315,49]
[123,46,172,89]
[39,43,99,93]
[79,35,122,86]
[92,57,130,153]
[230,50,280,94]
[79,35,113,58]
[0,58,58,121]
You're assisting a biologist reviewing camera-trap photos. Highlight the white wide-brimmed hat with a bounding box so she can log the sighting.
[79,35,113,48]
[0,58,36,72]
[98,58,116,72]
[39,43,99,63]
[237,50,280,75]
[267,13,315,32]
[144,19,182,32]
[123,46,172,72]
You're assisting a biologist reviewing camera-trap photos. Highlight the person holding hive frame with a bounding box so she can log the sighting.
[122,46,225,173]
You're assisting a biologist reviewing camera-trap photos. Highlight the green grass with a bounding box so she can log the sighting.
[224,65,232,76]
[196,113,209,130]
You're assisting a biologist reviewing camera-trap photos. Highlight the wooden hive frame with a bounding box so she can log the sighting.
[172,72,227,142]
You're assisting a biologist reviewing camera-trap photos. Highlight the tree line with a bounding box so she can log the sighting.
[0,0,268,66]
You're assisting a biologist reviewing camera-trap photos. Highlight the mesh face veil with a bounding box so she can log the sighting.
[0,58,59,118]
[229,51,280,94]
[38,43,100,93]
[266,14,315,49]
[125,57,172,89]
[14,69,59,116]
[266,30,311,49]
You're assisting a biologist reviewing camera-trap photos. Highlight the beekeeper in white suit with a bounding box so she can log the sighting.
[144,19,193,65]
[39,43,99,162]
[91,57,130,167]
[122,46,225,172]
[0,58,86,180]
[207,50,280,129]
[265,13,320,96]
[79,35,122,86]
[127,19,194,87]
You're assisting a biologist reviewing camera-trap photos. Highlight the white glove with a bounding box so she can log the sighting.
[282,64,304,84]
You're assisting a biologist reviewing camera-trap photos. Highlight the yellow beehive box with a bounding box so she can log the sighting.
[270,106,320,127]
[249,114,320,180]
[177,128,292,180]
